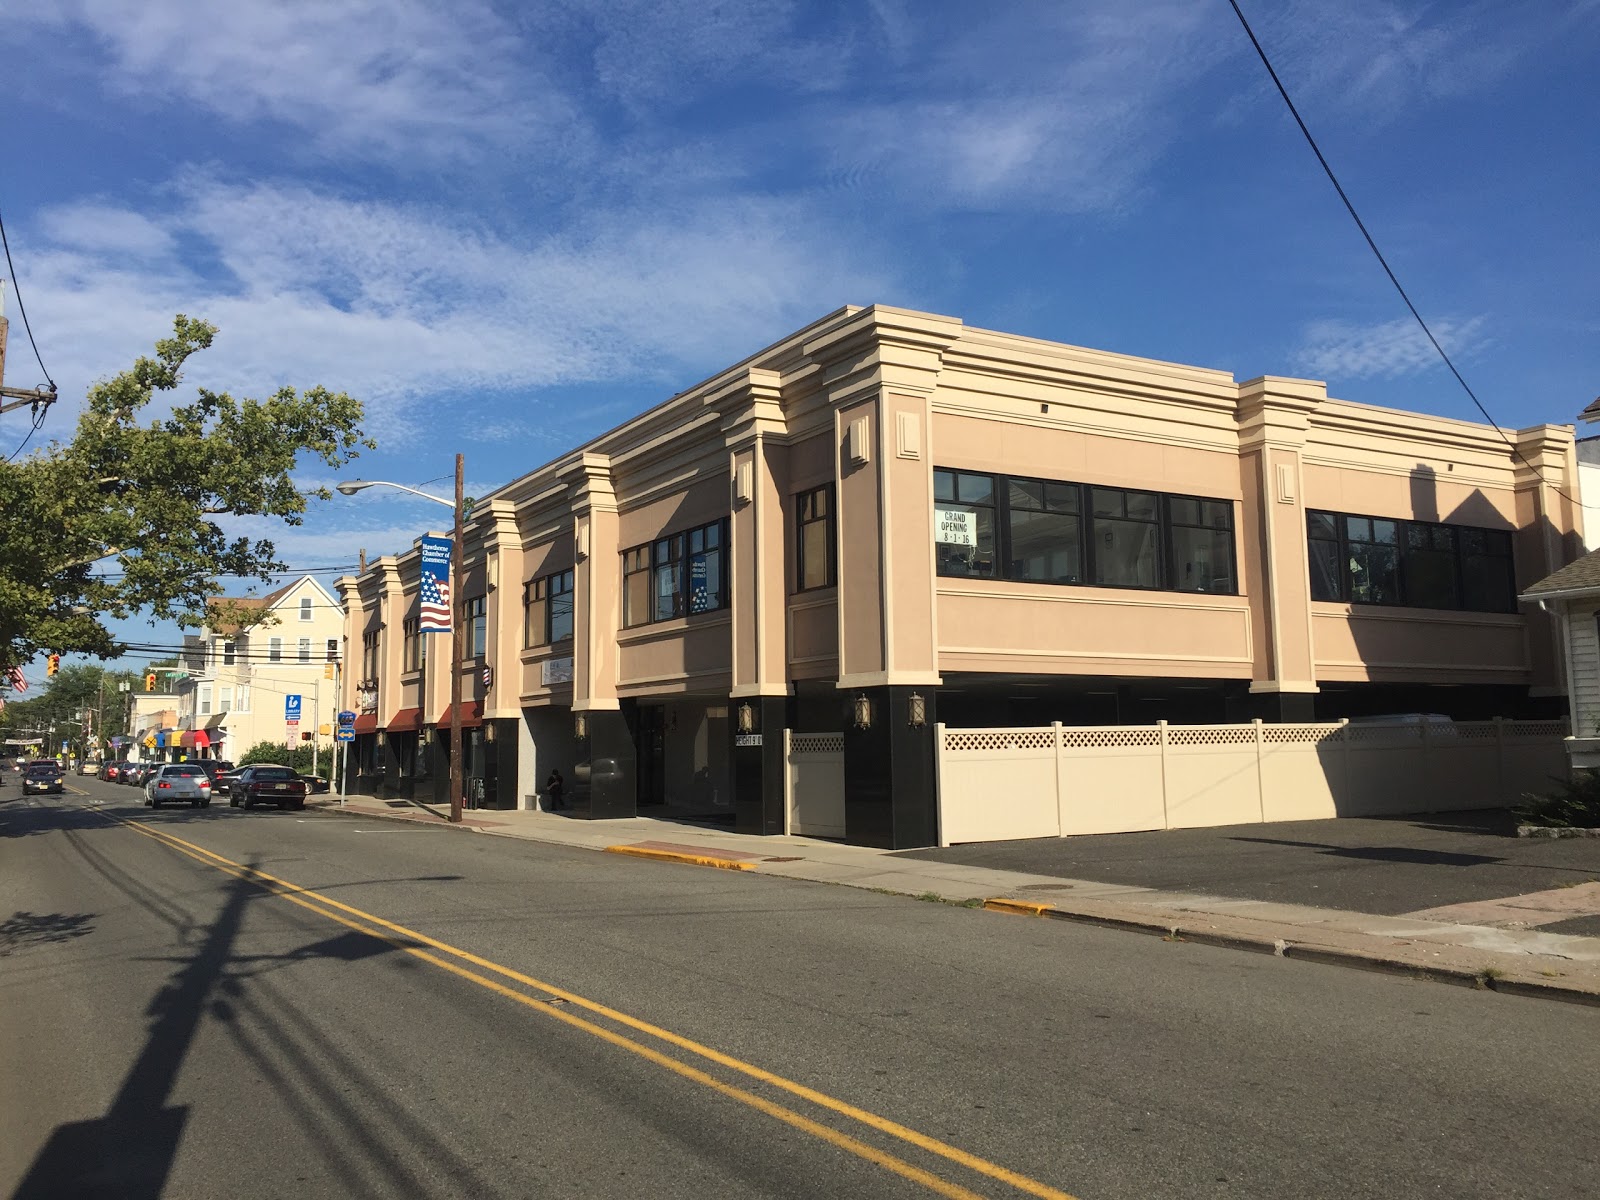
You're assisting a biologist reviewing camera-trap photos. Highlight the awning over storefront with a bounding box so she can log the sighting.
[353,713,379,734]
[153,728,179,748]
[385,708,423,731]
[434,701,482,729]
[179,729,212,749]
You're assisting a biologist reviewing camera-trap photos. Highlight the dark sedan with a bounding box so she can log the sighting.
[23,763,64,795]
[229,765,309,811]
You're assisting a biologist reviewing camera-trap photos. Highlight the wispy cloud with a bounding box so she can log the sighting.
[1294,315,1489,381]
[18,0,570,162]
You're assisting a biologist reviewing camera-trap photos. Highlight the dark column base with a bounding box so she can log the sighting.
[572,709,637,819]
[486,719,517,809]
[733,696,789,836]
[841,685,939,849]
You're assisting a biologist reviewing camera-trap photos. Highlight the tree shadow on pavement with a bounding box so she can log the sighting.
[0,911,95,955]
[1227,836,1503,868]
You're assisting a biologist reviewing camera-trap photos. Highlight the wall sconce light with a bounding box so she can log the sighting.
[737,702,756,734]
[907,692,926,728]
[484,722,497,743]
[574,711,588,740]
[853,693,872,730]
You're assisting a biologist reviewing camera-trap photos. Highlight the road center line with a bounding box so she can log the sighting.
[98,809,1079,1200]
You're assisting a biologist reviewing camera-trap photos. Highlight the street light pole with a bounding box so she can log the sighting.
[449,453,465,825]
[337,457,467,824]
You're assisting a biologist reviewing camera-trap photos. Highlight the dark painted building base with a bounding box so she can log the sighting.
[570,708,637,819]
[842,685,939,850]
[732,695,789,836]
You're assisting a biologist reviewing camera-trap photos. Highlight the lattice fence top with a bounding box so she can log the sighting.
[1260,724,1345,744]
[791,733,844,754]
[943,729,1057,752]
[1167,726,1256,747]
[1060,728,1161,750]
[1504,720,1568,738]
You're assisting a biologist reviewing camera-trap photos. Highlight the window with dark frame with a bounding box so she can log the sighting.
[325,638,339,663]
[622,519,729,628]
[465,595,487,659]
[526,570,575,647]
[361,629,380,680]
[403,617,427,671]
[796,485,836,591]
[1305,509,1515,613]
[933,468,1236,595]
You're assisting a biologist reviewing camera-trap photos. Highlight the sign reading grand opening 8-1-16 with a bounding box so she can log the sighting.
[419,535,453,634]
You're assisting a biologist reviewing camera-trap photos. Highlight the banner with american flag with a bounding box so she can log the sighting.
[418,535,453,634]
[6,666,27,693]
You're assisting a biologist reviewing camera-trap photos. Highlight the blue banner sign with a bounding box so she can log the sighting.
[418,535,453,634]
[285,694,303,721]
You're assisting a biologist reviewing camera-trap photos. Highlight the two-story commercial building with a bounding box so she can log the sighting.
[338,305,1580,848]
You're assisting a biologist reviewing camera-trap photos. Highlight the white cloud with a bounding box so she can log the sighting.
[1294,315,1489,381]
[2,176,893,451]
[19,0,572,162]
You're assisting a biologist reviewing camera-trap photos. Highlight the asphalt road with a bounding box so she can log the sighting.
[3,776,1598,1199]
[899,811,1600,935]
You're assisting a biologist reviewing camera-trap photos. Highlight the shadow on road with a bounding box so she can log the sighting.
[0,911,96,955]
[1226,835,1504,869]
[11,849,493,1199]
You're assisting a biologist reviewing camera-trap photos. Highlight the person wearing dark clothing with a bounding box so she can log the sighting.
[544,768,565,812]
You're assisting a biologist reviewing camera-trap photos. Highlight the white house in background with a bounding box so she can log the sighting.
[1576,435,1600,551]
[175,575,344,761]
[1523,548,1600,768]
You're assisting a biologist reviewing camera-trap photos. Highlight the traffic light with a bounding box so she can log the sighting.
[145,672,156,692]
[47,654,60,677]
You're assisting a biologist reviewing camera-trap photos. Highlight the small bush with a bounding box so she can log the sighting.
[1515,770,1600,829]
[236,740,328,775]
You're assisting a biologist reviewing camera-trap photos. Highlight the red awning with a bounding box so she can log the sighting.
[353,713,378,734]
[179,730,212,750]
[385,708,423,731]
[434,702,482,729]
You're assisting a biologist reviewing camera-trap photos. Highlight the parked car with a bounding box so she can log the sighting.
[145,763,213,809]
[195,759,235,784]
[229,765,309,811]
[77,760,100,775]
[23,762,65,795]
[211,766,243,796]
[101,760,125,783]
[298,773,331,794]
[123,762,151,787]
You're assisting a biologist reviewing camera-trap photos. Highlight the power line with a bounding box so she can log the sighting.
[0,204,54,387]
[1226,0,1577,507]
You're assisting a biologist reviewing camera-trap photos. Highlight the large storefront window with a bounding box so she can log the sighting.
[1305,509,1515,613]
[623,519,729,628]
[934,468,1236,595]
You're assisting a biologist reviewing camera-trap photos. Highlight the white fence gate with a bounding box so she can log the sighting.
[935,719,1569,847]
[785,731,845,838]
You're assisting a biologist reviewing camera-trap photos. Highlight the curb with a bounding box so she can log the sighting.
[982,897,1600,1008]
[604,845,757,872]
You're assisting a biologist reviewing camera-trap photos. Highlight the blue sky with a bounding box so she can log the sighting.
[4,0,1597,684]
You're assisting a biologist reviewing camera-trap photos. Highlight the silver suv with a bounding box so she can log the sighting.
[144,763,214,809]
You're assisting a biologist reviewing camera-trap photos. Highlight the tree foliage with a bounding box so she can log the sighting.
[0,316,373,668]
[0,663,142,748]
[236,739,325,774]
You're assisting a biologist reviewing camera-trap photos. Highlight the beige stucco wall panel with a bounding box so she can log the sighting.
[1312,607,1530,682]
[617,619,732,694]
[616,475,729,549]
[836,400,886,680]
[937,586,1253,678]
[1302,463,1518,527]
[882,392,938,679]
[788,593,839,678]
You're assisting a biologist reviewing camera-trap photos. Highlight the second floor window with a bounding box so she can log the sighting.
[219,686,232,712]
[403,617,427,671]
[1307,510,1516,613]
[299,597,313,621]
[525,570,576,647]
[199,685,212,716]
[326,638,339,663]
[362,629,380,681]
[796,485,836,591]
[223,640,236,666]
[465,595,487,659]
[623,519,728,627]
[269,637,282,663]
[298,637,312,663]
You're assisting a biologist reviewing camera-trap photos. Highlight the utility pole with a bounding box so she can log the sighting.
[0,303,57,419]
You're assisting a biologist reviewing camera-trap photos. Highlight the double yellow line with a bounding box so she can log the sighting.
[103,812,1079,1200]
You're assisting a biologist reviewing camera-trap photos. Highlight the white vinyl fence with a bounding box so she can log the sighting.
[934,719,1569,847]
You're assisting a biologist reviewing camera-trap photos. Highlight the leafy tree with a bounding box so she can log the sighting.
[0,316,373,669]
[0,662,142,752]
[236,740,324,774]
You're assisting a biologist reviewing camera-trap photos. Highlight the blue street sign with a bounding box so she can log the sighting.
[337,710,357,727]
[335,727,355,742]
[285,695,303,721]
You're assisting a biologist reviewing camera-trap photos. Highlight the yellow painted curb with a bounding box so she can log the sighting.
[604,845,757,871]
[983,898,1056,917]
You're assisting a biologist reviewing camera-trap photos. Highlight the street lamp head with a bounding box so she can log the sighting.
[336,480,371,496]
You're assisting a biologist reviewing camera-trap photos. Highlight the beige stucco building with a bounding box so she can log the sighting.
[338,305,1581,847]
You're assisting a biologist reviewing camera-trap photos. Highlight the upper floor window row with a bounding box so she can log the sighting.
[524,569,575,648]
[1307,510,1516,613]
[934,469,1237,595]
[464,594,487,659]
[623,519,728,628]
[402,616,428,672]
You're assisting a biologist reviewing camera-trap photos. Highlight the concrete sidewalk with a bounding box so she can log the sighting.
[305,795,1600,1006]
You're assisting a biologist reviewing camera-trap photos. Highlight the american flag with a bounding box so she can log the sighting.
[419,569,451,633]
[6,666,27,693]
